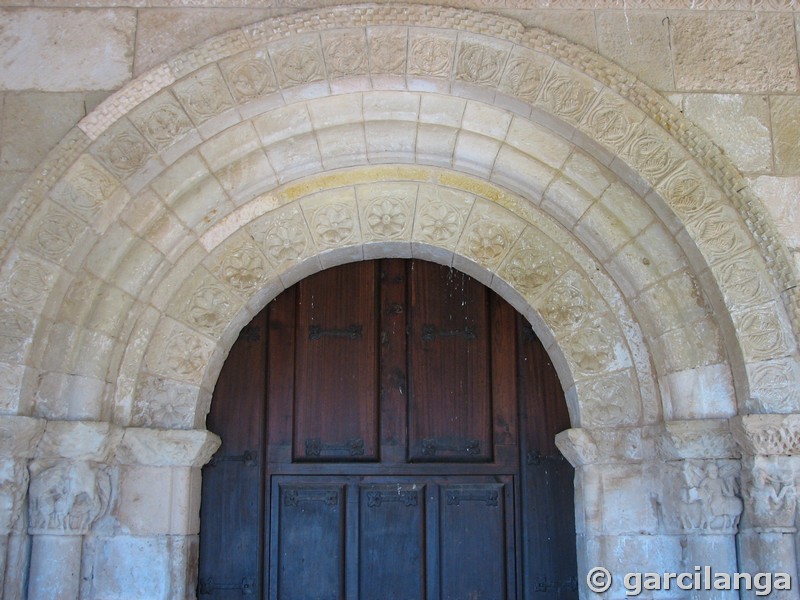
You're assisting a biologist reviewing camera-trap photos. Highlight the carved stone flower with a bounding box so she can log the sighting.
[220,247,265,293]
[366,197,407,238]
[312,204,355,246]
[419,202,460,242]
[467,221,509,263]
[186,285,231,334]
[504,252,558,297]
[164,332,206,378]
[263,220,308,265]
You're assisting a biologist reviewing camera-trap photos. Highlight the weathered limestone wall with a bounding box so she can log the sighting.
[0,2,798,599]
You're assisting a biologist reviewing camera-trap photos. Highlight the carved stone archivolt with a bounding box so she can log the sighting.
[0,7,794,597]
[0,7,793,453]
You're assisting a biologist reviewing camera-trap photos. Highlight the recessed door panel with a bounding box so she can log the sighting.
[408,261,492,462]
[293,262,379,461]
[439,481,512,600]
[273,483,346,600]
[359,483,426,600]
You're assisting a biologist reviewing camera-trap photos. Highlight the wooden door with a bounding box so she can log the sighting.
[198,259,577,599]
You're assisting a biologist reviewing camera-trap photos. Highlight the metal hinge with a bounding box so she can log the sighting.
[207,450,258,468]
[198,577,255,595]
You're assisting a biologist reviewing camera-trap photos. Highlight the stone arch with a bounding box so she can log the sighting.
[0,5,798,598]
[0,5,795,427]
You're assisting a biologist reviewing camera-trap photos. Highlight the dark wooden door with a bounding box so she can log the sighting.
[198,259,577,599]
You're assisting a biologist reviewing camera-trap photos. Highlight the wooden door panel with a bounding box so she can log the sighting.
[272,483,347,600]
[200,260,578,600]
[358,482,426,600]
[517,319,577,597]
[199,313,267,598]
[293,262,379,461]
[408,261,492,462]
[439,481,512,600]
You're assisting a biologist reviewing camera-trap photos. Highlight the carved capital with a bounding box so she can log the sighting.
[658,419,740,461]
[0,459,30,535]
[661,459,743,535]
[28,461,111,535]
[731,414,800,456]
[740,456,798,533]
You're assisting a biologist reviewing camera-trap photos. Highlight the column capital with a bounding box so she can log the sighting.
[730,414,800,456]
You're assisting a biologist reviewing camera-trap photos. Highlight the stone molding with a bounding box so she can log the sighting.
[116,427,220,467]
[0,0,797,10]
[556,419,741,466]
[1,416,220,468]
[658,418,740,460]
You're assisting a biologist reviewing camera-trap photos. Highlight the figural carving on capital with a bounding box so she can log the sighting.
[666,460,743,534]
[743,460,797,532]
[28,462,110,535]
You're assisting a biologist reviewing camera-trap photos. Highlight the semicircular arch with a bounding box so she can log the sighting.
[1,4,797,426]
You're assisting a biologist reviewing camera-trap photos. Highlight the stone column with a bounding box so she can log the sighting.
[83,427,219,600]
[658,420,743,600]
[732,415,800,600]
[0,416,46,600]
[557,420,744,599]
[26,421,118,600]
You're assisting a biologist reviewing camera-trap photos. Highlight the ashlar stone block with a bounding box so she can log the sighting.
[683,94,772,174]
[0,9,135,91]
[596,11,674,92]
[671,13,800,93]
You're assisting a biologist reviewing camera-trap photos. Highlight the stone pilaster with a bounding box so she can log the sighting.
[731,415,800,600]
[0,416,46,600]
[83,427,219,600]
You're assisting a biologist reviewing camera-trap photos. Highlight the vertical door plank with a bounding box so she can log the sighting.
[408,261,492,462]
[439,481,509,600]
[274,482,347,600]
[490,292,519,467]
[266,286,296,465]
[359,482,426,600]
[199,311,267,598]
[293,262,380,461]
[517,317,578,598]
[378,259,409,463]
